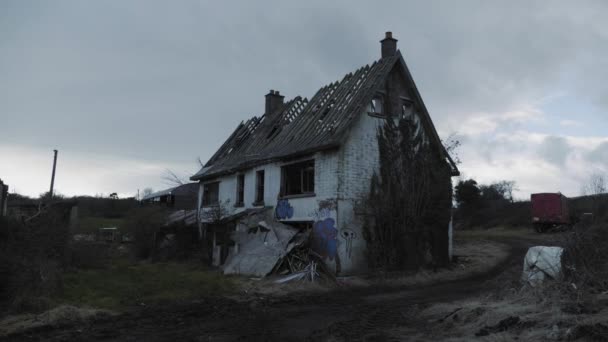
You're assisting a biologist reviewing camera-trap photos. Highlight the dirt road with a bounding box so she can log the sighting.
[3,236,538,342]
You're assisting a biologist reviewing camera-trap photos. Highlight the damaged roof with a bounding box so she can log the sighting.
[192,50,458,181]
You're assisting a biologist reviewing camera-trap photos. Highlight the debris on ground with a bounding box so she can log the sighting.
[475,316,520,336]
[220,212,337,283]
[566,323,608,341]
[437,307,462,323]
[270,233,337,284]
[522,246,563,286]
[222,220,299,277]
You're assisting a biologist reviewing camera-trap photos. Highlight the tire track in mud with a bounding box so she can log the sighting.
[1,237,537,342]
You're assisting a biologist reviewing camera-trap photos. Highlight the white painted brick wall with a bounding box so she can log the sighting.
[338,112,384,201]
[334,110,385,274]
[199,151,340,220]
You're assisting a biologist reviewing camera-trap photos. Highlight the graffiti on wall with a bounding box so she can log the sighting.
[311,198,338,261]
[340,228,357,259]
[275,199,294,220]
[312,217,338,261]
[309,198,337,221]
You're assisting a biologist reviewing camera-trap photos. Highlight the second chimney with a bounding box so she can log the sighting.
[265,89,285,116]
[380,31,398,58]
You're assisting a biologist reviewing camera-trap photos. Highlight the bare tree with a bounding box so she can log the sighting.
[200,199,233,224]
[581,173,607,220]
[161,169,187,186]
[161,157,205,188]
[141,188,154,198]
[581,173,606,196]
[492,180,518,202]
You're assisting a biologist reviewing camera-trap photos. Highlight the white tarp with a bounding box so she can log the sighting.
[522,246,564,285]
[222,221,299,277]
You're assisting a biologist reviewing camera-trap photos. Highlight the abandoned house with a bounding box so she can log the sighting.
[190,32,459,275]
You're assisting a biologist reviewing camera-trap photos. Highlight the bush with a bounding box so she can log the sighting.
[561,223,608,293]
[362,118,453,270]
[122,207,169,259]
[0,202,72,313]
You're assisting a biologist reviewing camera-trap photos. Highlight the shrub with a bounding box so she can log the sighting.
[561,223,608,293]
[0,202,72,313]
[122,207,168,259]
[361,118,453,270]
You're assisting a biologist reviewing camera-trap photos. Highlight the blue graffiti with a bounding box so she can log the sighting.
[275,199,294,219]
[312,218,338,260]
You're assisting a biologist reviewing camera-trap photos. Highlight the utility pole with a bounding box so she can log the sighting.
[49,149,58,199]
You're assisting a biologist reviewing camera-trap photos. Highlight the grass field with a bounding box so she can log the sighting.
[59,260,235,310]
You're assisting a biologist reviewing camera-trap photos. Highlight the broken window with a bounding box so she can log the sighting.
[236,174,245,206]
[401,97,414,119]
[202,182,219,206]
[255,170,265,204]
[367,96,384,115]
[281,160,315,196]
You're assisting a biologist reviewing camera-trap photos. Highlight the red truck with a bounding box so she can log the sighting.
[530,193,570,232]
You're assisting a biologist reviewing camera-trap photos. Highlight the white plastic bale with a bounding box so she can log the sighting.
[522,246,564,286]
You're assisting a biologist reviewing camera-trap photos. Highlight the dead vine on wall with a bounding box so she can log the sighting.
[361,118,452,271]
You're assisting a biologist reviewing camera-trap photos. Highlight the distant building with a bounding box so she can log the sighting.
[141,183,198,210]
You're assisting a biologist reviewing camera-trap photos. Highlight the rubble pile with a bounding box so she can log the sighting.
[221,214,335,283]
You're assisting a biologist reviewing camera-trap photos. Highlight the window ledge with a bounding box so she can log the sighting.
[252,201,265,207]
[367,112,387,119]
[234,203,244,208]
[280,193,316,199]
[201,204,220,208]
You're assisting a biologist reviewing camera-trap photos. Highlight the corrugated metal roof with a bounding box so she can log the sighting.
[142,187,175,201]
[141,183,198,201]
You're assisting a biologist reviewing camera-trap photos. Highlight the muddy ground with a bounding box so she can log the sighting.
[1,236,542,341]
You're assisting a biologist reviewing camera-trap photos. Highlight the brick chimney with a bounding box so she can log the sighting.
[265,89,284,116]
[380,31,398,58]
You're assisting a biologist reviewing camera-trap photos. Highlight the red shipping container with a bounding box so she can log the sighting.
[530,193,569,227]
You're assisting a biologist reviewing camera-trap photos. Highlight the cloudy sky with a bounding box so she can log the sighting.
[1,0,607,199]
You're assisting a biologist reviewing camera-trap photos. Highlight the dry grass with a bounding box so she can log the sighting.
[389,285,608,341]
[0,305,114,337]
[233,238,511,298]
[341,239,510,289]
[234,277,333,299]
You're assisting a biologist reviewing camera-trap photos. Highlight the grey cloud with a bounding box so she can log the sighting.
[587,142,608,165]
[538,136,571,166]
[1,0,608,197]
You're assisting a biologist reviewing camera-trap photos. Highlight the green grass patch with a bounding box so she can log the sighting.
[58,260,235,310]
[75,216,125,234]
